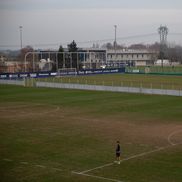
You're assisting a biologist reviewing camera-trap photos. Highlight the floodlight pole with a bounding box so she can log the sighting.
[19,26,23,49]
[114,25,117,63]
[114,25,117,46]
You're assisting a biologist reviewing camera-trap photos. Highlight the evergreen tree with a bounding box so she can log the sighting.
[67,40,78,69]
[58,45,64,68]
[68,40,78,52]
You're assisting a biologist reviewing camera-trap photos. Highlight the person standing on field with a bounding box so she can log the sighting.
[115,141,121,164]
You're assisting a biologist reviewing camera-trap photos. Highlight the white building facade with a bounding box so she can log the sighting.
[77,48,158,69]
[106,49,157,67]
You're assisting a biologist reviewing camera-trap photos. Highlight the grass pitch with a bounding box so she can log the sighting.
[0,84,182,182]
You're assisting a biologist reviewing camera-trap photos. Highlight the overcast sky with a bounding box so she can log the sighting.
[0,0,182,49]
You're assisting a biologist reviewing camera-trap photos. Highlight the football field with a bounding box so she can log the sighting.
[0,81,182,182]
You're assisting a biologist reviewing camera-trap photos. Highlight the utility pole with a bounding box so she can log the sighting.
[19,26,23,49]
[114,25,117,66]
[158,25,168,68]
[114,25,117,47]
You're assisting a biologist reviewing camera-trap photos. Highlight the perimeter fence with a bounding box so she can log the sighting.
[0,78,182,97]
[0,79,25,86]
[36,81,182,97]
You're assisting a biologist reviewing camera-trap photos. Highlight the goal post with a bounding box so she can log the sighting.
[57,68,77,76]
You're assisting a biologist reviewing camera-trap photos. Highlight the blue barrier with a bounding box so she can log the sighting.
[0,68,125,79]
[77,68,125,75]
[0,72,56,79]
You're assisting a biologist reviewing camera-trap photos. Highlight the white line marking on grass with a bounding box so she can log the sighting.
[2,158,65,174]
[34,164,46,168]
[52,167,63,172]
[20,161,29,165]
[3,158,13,162]
[78,128,182,175]
[39,106,60,115]
[78,143,182,175]
[79,162,114,174]
[72,171,124,182]
[79,146,169,175]
[167,129,182,146]
[0,104,41,109]
[74,117,99,122]
[21,106,60,116]
[2,104,61,118]
[72,143,182,182]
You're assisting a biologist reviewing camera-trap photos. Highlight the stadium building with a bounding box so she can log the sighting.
[0,48,158,73]
[106,49,157,67]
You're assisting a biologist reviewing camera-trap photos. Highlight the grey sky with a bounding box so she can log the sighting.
[1,0,182,10]
[0,0,182,49]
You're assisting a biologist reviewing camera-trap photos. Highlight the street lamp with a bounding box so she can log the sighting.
[19,26,23,49]
[114,25,117,47]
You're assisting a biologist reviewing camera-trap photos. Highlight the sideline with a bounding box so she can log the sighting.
[72,171,124,182]
[76,146,169,175]
[73,128,182,181]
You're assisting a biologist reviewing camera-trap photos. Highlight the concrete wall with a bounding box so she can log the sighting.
[36,82,182,97]
[0,79,25,86]
[1,79,181,97]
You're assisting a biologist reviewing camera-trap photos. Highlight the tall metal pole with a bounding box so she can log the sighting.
[77,52,79,70]
[158,25,168,68]
[56,53,58,71]
[114,25,117,66]
[19,26,23,49]
[114,25,117,46]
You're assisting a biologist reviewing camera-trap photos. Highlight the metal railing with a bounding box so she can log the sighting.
[0,78,182,97]
[36,81,182,97]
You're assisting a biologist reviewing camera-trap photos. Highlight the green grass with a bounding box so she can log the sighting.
[37,73,182,90]
[0,84,182,182]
